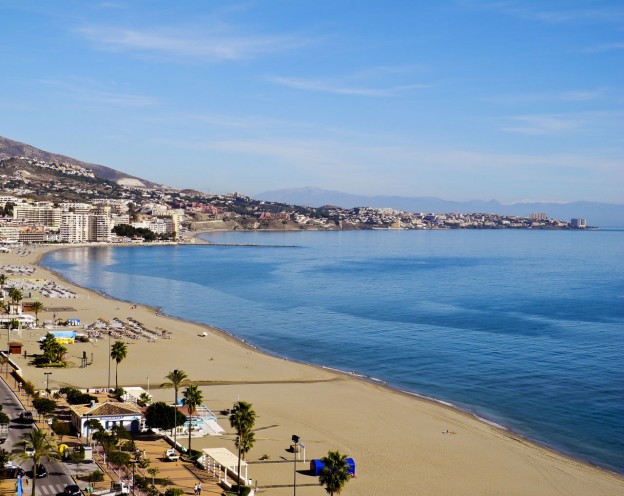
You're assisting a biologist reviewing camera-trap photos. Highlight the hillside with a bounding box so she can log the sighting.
[0,135,159,188]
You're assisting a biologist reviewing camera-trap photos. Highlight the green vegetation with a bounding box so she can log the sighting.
[229,401,256,495]
[318,450,351,496]
[59,387,97,405]
[145,401,187,432]
[110,341,128,391]
[161,369,190,446]
[36,333,67,366]
[51,418,71,442]
[181,384,203,453]
[32,397,57,419]
[17,429,59,496]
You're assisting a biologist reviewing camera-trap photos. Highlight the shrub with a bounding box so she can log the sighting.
[164,489,184,496]
[83,470,104,483]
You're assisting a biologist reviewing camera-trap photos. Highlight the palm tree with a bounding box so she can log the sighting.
[318,450,351,496]
[110,340,128,391]
[17,429,59,496]
[31,301,44,327]
[160,369,190,447]
[84,418,104,445]
[181,384,203,454]
[229,401,256,494]
[8,287,22,304]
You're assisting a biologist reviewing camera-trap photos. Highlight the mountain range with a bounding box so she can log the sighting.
[256,187,624,227]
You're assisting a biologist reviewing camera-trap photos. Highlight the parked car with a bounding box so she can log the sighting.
[4,462,21,478]
[25,447,35,457]
[64,484,82,496]
[19,411,33,423]
[35,464,47,478]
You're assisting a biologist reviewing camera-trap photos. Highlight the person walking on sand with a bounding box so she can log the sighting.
[197,483,201,495]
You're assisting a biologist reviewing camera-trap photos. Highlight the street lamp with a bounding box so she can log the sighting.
[292,435,300,496]
[173,370,178,449]
[44,372,52,391]
[107,330,111,392]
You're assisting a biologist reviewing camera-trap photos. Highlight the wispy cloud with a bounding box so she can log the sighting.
[581,42,624,53]
[501,114,583,135]
[460,1,624,24]
[76,25,310,62]
[40,79,156,107]
[500,110,624,136]
[486,88,607,104]
[268,76,430,97]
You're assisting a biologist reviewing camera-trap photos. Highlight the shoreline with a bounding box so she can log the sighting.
[4,243,623,495]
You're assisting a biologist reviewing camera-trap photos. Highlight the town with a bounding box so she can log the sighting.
[0,157,587,244]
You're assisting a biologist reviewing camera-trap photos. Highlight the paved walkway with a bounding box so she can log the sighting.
[0,360,222,496]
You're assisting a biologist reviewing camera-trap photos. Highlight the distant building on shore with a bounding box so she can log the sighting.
[570,218,587,228]
[530,212,547,220]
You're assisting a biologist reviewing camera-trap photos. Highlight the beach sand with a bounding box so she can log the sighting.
[2,244,623,495]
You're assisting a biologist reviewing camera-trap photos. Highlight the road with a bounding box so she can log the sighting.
[0,376,78,496]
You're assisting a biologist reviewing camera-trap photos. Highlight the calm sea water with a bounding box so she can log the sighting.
[42,229,624,473]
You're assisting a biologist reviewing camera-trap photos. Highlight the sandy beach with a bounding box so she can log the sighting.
[1,244,622,496]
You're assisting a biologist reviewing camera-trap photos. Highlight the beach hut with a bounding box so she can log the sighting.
[8,342,23,355]
[310,458,356,476]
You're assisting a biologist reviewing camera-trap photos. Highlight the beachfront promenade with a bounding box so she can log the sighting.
[0,365,221,496]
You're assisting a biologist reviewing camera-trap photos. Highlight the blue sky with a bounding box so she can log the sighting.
[1,1,622,203]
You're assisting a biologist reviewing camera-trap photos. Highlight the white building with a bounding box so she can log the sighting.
[70,401,145,437]
[13,204,62,228]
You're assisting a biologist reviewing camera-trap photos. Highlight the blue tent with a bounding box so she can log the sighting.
[310,458,355,476]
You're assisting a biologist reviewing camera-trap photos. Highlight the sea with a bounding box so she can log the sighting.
[42,229,624,473]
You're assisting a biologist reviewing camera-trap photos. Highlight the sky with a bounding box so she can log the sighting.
[1,0,623,203]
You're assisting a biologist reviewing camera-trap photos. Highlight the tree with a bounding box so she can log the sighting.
[145,402,187,432]
[229,401,256,495]
[107,450,131,468]
[161,369,190,447]
[32,397,57,420]
[8,287,22,304]
[110,341,128,391]
[147,466,159,486]
[31,301,44,326]
[51,419,71,443]
[137,392,151,407]
[17,429,59,496]
[38,333,67,364]
[318,450,351,496]
[84,418,104,444]
[181,384,203,453]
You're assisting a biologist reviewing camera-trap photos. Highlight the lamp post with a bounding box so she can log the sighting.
[44,372,52,391]
[292,435,300,496]
[173,370,178,449]
[107,330,111,392]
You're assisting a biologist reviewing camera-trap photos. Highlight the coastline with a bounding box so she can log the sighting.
[4,243,624,495]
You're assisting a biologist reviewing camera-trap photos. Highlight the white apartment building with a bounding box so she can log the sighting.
[60,212,89,243]
[60,212,112,243]
[59,202,92,214]
[13,204,62,228]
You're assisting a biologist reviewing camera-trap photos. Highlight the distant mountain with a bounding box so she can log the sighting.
[0,135,160,188]
[256,187,624,227]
